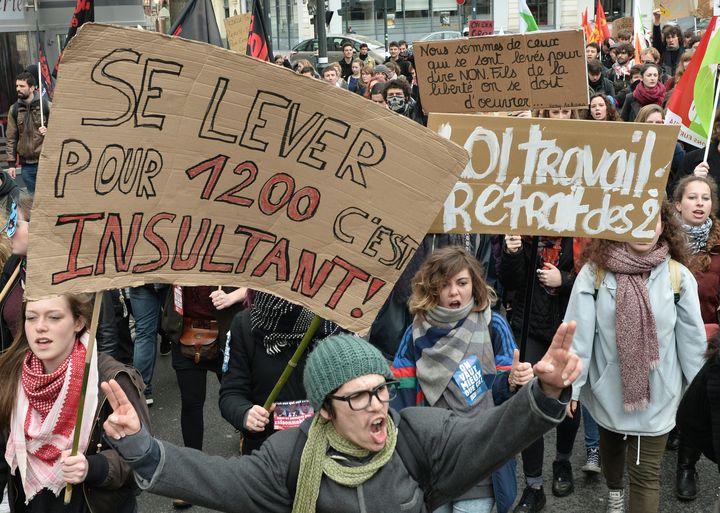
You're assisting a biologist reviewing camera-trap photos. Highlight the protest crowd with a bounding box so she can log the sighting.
[3,3,720,513]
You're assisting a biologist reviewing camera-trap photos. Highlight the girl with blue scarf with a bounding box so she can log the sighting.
[391,246,533,513]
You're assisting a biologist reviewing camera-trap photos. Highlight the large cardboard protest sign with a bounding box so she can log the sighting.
[427,114,680,243]
[224,13,252,53]
[413,30,588,114]
[26,24,468,332]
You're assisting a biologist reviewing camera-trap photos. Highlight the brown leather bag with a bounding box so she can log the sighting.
[179,318,219,364]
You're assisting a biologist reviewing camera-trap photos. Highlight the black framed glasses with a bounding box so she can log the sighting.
[329,380,399,411]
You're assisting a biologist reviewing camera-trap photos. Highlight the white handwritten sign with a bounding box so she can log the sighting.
[428,114,681,243]
[1,0,24,19]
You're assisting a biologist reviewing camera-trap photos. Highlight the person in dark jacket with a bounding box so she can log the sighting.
[164,285,243,507]
[100,327,582,513]
[672,175,720,501]
[587,59,615,98]
[0,293,151,513]
[676,331,720,509]
[218,292,341,454]
[501,235,580,512]
[652,9,685,77]
[5,71,49,194]
[96,289,134,365]
[382,79,424,126]
[620,63,666,122]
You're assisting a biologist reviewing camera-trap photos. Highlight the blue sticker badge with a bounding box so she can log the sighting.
[452,355,488,406]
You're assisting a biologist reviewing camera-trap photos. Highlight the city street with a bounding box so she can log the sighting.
[2,352,718,513]
[137,354,720,512]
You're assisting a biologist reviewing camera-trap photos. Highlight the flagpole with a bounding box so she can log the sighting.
[37,64,44,128]
[64,290,103,504]
[704,67,720,163]
[262,315,321,410]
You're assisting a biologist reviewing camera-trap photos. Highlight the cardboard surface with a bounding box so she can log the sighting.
[468,20,494,37]
[27,23,469,332]
[414,30,588,114]
[427,114,680,242]
[654,0,697,19]
[224,13,252,53]
[611,17,634,39]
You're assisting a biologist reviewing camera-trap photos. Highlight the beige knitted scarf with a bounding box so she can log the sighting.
[291,414,397,513]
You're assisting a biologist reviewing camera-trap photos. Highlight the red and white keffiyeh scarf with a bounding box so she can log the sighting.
[4,333,98,503]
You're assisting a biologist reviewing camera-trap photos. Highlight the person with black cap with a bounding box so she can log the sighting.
[99,321,580,512]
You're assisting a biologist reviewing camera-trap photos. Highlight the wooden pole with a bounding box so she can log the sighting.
[0,262,21,304]
[64,290,103,504]
[263,315,321,410]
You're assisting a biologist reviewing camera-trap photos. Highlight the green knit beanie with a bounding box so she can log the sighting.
[304,334,393,412]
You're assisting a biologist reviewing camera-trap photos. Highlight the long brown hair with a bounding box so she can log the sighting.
[0,293,92,430]
[581,201,690,269]
[673,174,720,275]
[408,245,496,314]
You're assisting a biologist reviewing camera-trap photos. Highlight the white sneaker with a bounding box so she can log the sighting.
[582,447,601,474]
[607,489,625,513]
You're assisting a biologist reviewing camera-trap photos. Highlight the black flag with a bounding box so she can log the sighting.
[35,24,54,101]
[247,0,273,62]
[54,0,94,77]
[169,0,223,47]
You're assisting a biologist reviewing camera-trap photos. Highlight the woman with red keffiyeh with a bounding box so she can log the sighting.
[0,293,150,513]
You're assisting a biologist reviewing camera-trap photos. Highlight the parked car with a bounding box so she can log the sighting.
[289,34,386,66]
[407,31,464,54]
[418,30,463,42]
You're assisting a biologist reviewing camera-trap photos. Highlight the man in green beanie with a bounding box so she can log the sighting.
[100,321,581,512]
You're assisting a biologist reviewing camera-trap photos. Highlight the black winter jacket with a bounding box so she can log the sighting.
[0,254,24,353]
[677,344,720,472]
[218,310,310,453]
[499,237,576,349]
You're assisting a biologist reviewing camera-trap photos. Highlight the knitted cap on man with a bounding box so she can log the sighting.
[304,334,393,411]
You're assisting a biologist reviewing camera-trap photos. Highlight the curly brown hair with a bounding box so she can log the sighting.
[408,246,495,314]
[673,174,720,275]
[585,93,620,121]
[581,201,690,270]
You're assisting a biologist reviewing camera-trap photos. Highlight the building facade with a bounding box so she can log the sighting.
[0,0,147,142]
[263,0,644,52]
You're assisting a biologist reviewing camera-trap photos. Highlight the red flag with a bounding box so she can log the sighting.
[581,7,594,43]
[247,0,273,62]
[595,0,611,41]
[53,0,94,77]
